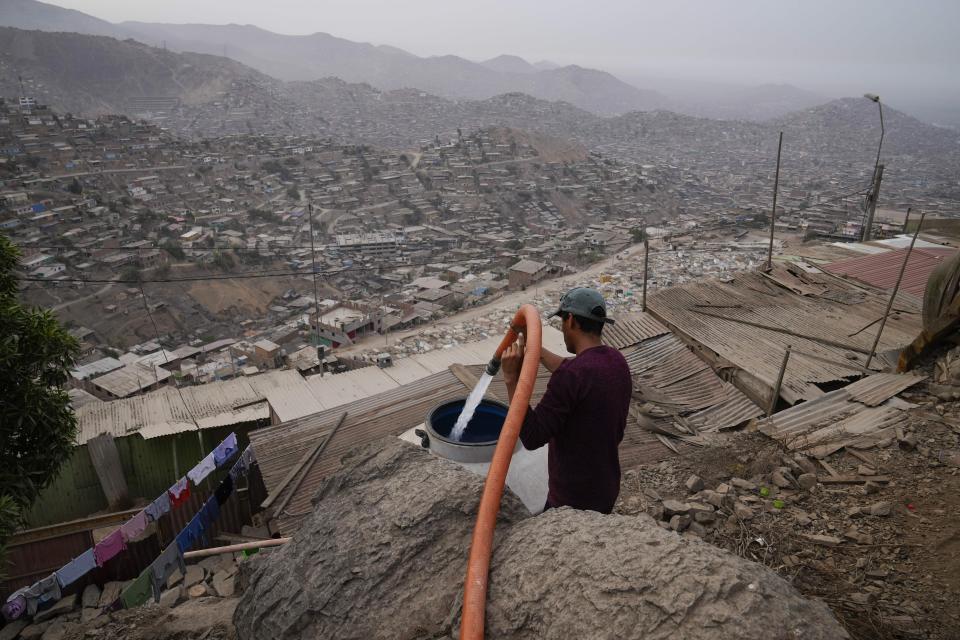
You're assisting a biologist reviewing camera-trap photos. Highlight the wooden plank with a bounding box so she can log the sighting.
[820,475,891,484]
[274,412,348,517]
[87,433,130,510]
[818,458,842,478]
[846,449,878,468]
[8,507,143,547]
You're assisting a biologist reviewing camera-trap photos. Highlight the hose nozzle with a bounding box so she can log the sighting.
[485,358,501,377]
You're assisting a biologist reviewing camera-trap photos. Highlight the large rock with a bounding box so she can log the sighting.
[234,438,848,640]
[485,509,848,639]
[234,438,528,640]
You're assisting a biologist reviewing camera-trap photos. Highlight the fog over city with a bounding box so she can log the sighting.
[48,0,960,125]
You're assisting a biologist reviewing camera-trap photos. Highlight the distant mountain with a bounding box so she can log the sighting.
[0,27,285,118]
[620,74,829,122]
[0,0,666,116]
[0,0,118,36]
[480,55,538,74]
[533,60,561,71]
[774,97,960,157]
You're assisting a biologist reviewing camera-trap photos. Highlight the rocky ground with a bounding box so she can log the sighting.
[614,378,960,640]
[1,553,244,640]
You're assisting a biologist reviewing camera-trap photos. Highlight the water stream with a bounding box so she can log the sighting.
[450,371,494,441]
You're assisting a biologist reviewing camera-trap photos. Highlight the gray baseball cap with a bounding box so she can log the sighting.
[547,287,615,325]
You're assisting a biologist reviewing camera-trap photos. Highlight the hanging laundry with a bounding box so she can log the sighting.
[55,548,96,589]
[214,474,234,506]
[94,529,127,566]
[120,510,149,543]
[168,477,191,508]
[229,454,248,483]
[1,593,26,622]
[145,491,171,522]
[18,574,61,616]
[175,514,205,554]
[241,446,256,467]
[120,567,154,609]
[187,451,217,485]
[201,497,220,529]
[149,544,186,602]
[213,432,239,467]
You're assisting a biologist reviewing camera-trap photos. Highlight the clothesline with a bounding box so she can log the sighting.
[2,433,257,622]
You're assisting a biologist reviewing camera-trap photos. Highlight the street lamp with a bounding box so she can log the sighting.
[863,93,884,178]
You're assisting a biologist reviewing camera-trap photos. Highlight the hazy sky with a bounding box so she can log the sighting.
[50,0,960,110]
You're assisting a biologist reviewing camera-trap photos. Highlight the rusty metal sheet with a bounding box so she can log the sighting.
[687,382,764,432]
[602,313,670,349]
[844,373,925,407]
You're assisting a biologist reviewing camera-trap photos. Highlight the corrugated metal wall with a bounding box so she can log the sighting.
[2,462,268,601]
[26,421,267,527]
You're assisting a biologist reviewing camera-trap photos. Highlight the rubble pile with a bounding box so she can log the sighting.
[616,393,960,640]
[1,555,246,640]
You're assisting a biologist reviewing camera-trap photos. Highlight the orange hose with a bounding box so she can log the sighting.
[460,304,542,640]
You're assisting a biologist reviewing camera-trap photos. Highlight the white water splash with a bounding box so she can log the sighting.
[450,372,494,442]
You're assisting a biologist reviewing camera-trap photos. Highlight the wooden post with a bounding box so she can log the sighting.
[865,210,926,369]
[766,132,783,271]
[902,207,912,234]
[862,164,884,242]
[641,238,649,312]
[183,537,291,559]
[768,345,791,416]
[87,433,131,510]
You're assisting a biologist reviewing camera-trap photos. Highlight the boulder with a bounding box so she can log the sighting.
[685,475,704,493]
[661,499,690,517]
[81,584,101,609]
[485,509,849,639]
[183,565,206,589]
[159,586,183,609]
[234,438,528,640]
[0,620,27,640]
[33,594,77,623]
[97,582,123,608]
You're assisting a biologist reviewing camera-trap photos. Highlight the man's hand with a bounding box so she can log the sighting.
[500,333,525,386]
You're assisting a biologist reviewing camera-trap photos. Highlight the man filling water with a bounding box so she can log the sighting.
[501,287,632,514]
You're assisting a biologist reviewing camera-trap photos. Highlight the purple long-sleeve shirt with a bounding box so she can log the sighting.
[519,345,632,514]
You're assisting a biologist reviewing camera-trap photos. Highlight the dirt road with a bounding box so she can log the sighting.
[338,242,646,355]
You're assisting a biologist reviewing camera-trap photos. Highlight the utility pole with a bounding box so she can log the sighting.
[307,203,322,351]
[766,132,783,271]
[902,206,912,234]
[641,238,649,312]
[861,164,884,242]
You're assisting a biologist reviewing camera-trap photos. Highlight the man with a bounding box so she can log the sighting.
[501,287,632,514]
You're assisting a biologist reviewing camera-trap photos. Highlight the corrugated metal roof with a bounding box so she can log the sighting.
[75,369,313,444]
[824,247,957,298]
[647,270,923,405]
[757,372,922,454]
[845,372,925,406]
[70,357,123,381]
[89,363,172,398]
[602,313,670,349]
[687,382,764,432]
